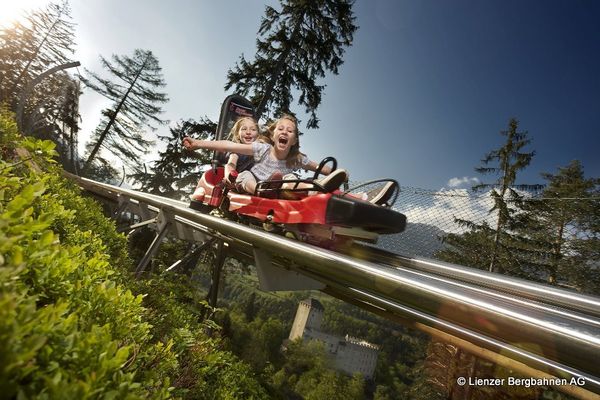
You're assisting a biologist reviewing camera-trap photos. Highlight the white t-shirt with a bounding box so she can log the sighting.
[250,142,309,181]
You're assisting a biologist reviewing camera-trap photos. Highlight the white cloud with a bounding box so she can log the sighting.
[446,176,480,188]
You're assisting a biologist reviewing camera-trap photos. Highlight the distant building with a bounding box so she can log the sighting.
[289,298,379,379]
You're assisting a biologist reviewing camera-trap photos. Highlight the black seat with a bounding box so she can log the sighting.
[212,94,255,167]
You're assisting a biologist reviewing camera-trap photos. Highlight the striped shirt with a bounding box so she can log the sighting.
[250,142,309,181]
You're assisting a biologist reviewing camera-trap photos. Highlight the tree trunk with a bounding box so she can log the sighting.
[488,141,512,273]
[549,218,566,284]
[488,189,507,273]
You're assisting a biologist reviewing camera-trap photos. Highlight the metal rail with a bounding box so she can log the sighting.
[349,244,600,318]
[66,174,600,398]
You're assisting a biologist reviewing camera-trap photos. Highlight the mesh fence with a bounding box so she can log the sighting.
[345,182,600,270]
[377,186,495,258]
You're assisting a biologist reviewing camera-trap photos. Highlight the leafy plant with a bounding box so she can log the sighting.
[1,111,269,399]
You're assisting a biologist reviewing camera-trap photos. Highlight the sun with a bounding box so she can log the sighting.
[0,0,50,27]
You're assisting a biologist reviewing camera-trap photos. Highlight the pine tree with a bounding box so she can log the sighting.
[57,75,81,171]
[0,22,37,103]
[516,161,600,293]
[436,225,497,270]
[0,0,76,105]
[438,119,542,274]
[471,118,542,273]
[22,72,81,169]
[80,49,168,174]
[0,0,80,151]
[225,0,357,128]
[130,118,215,198]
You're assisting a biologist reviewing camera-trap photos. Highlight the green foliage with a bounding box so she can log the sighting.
[0,0,80,164]
[221,272,302,323]
[225,0,358,128]
[129,118,216,199]
[438,157,600,294]
[125,264,269,399]
[0,0,76,103]
[216,271,428,399]
[513,160,600,293]
[266,340,367,400]
[437,227,496,270]
[0,141,174,398]
[181,348,269,400]
[1,112,270,398]
[467,117,542,273]
[227,313,287,372]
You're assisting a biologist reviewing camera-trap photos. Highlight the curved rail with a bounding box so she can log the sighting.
[67,174,600,397]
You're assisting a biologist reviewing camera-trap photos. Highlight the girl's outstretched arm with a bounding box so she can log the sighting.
[182,137,253,155]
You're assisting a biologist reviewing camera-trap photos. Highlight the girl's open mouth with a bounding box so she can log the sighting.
[278,136,288,145]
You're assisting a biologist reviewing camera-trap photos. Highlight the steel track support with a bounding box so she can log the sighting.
[134,210,171,277]
[113,194,131,219]
[117,217,157,234]
[206,240,227,309]
[165,238,216,273]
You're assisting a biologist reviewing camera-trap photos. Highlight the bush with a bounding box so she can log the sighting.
[0,110,176,398]
[1,109,268,399]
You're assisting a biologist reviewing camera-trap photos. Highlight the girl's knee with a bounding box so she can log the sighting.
[236,171,257,193]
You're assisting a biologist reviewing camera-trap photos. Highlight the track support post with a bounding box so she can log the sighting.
[134,210,172,277]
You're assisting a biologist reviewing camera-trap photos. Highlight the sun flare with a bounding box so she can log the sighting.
[0,0,50,27]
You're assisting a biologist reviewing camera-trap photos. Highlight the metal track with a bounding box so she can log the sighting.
[66,174,600,398]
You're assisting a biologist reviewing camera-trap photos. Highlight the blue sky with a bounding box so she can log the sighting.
[4,0,599,190]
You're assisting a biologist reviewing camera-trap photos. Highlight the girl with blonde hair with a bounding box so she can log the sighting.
[190,116,262,201]
[184,114,348,195]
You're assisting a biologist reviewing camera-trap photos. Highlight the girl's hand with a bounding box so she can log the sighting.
[182,137,196,150]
